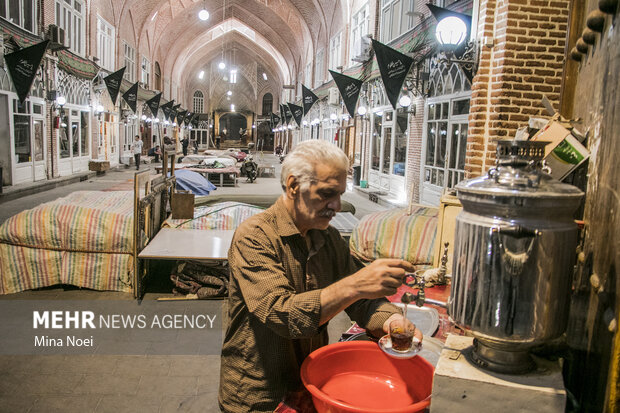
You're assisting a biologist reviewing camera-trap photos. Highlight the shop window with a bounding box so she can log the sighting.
[2,0,37,33]
[124,43,136,82]
[80,111,88,155]
[55,0,84,56]
[193,90,204,113]
[154,62,162,91]
[350,4,369,66]
[371,112,382,170]
[423,61,471,192]
[380,0,416,43]
[141,57,151,87]
[329,32,342,70]
[97,16,115,71]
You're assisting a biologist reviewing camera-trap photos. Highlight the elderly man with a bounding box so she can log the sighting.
[219,140,420,412]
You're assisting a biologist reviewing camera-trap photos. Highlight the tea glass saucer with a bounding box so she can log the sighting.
[378,335,422,359]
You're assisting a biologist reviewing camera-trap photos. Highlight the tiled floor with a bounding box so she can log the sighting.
[0,154,371,412]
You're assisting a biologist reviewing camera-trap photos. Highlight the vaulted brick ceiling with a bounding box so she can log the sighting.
[114,0,345,113]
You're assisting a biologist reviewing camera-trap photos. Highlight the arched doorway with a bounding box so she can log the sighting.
[219,113,247,140]
[262,93,273,115]
[257,121,274,151]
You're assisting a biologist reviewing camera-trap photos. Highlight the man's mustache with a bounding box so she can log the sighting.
[318,209,336,218]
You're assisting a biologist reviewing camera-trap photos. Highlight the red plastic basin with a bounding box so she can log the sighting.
[301,341,433,413]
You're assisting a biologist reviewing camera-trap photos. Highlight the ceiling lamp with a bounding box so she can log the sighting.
[218,61,226,70]
[198,0,209,21]
[357,106,367,116]
[227,90,232,96]
[198,9,209,20]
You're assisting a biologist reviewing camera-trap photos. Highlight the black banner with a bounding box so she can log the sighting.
[160,100,174,121]
[279,104,287,125]
[145,92,162,118]
[121,82,139,113]
[171,104,181,124]
[329,70,363,119]
[103,67,126,106]
[270,112,281,128]
[184,112,193,126]
[302,84,319,115]
[372,39,414,110]
[283,104,293,125]
[4,40,49,103]
[177,110,188,125]
[191,115,199,128]
[288,103,303,128]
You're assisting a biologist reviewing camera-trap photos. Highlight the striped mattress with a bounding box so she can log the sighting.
[0,191,134,294]
[349,206,438,266]
[162,201,265,230]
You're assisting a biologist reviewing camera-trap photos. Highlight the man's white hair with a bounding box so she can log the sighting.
[280,140,349,191]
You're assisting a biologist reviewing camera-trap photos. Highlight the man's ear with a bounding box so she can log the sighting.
[285,175,300,199]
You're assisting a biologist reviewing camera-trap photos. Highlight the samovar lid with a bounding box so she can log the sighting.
[456,140,584,200]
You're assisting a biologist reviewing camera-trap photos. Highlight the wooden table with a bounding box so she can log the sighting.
[138,228,234,260]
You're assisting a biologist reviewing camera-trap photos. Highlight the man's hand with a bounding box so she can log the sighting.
[383,313,424,342]
[319,258,415,326]
[347,259,416,300]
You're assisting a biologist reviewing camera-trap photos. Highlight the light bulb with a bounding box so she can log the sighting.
[330,113,338,121]
[141,115,147,120]
[198,9,209,21]
[435,16,467,47]
[357,106,367,116]
[56,96,66,106]
[227,90,232,96]
[218,61,226,70]
[399,95,412,107]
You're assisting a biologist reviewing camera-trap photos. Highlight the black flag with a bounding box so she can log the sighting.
[283,104,293,125]
[329,70,363,119]
[103,67,126,105]
[177,110,188,125]
[279,104,287,125]
[145,92,162,118]
[4,40,49,103]
[288,103,303,128]
[302,84,319,115]
[122,82,139,113]
[184,112,193,126]
[160,100,174,120]
[171,104,181,123]
[270,112,281,128]
[372,39,414,110]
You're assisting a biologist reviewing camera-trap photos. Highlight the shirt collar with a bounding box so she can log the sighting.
[272,196,302,237]
[271,197,328,253]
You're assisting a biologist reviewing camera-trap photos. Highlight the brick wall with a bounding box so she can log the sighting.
[466,0,570,178]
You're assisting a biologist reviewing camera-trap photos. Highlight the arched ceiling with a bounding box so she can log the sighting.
[115,0,347,114]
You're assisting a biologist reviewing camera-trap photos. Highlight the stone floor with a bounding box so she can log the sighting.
[0,153,382,412]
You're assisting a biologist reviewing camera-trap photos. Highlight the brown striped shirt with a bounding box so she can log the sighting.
[218,197,400,412]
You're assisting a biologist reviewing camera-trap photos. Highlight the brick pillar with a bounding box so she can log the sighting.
[406,95,424,203]
[466,0,570,178]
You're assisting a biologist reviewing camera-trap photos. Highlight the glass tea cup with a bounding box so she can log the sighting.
[389,318,415,353]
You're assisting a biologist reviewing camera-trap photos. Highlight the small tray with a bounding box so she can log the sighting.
[378,335,422,359]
